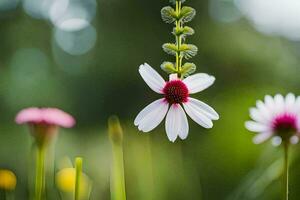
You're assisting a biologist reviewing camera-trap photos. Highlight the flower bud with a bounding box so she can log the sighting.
[0,170,17,191]
[108,116,124,145]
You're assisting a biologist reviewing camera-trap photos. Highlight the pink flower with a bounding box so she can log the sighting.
[245,94,300,145]
[16,107,75,128]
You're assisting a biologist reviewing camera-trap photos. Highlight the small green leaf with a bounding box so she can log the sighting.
[179,6,196,23]
[173,26,195,38]
[162,43,177,56]
[161,62,176,74]
[182,26,195,36]
[180,62,196,77]
[179,44,198,59]
[161,6,177,24]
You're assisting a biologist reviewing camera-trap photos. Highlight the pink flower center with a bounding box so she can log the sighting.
[272,113,298,139]
[163,80,189,104]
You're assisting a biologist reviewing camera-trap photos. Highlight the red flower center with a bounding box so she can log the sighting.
[163,80,189,104]
[272,113,298,139]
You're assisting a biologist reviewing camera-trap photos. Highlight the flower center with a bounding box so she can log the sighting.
[163,80,189,104]
[272,113,298,140]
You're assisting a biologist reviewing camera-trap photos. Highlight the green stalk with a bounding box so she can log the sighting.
[35,145,46,200]
[283,142,289,200]
[175,0,183,75]
[75,157,83,200]
[108,116,126,200]
[111,143,126,200]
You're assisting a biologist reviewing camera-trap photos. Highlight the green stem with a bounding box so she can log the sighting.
[35,145,46,200]
[175,1,183,75]
[111,143,126,200]
[75,157,83,200]
[283,142,289,200]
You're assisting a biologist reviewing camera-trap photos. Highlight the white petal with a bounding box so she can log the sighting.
[294,96,300,114]
[134,99,169,132]
[165,105,179,142]
[177,105,189,140]
[183,102,213,128]
[165,104,188,141]
[134,99,162,125]
[274,94,285,113]
[183,73,215,94]
[285,93,296,112]
[169,74,178,81]
[253,132,272,144]
[139,63,165,94]
[264,95,275,111]
[256,100,272,121]
[249,108,268,124]
[245,121,270,132]
[186,98,219,120]
[286,93,295,104]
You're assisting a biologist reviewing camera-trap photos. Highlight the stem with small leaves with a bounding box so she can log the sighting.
[175,0,182,72]
[161,0,197,79]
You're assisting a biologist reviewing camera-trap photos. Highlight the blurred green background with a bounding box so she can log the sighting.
[1,0,300,199]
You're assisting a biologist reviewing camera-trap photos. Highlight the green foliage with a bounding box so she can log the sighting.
[162,43,178,56]
[162,43,198,59]
[179,6,196,23]
[161,6,196,25]
[161,62,177,74]
[173,26,195,38]
[179,44,198,59]
[180,62,196,77]
[161,0,198,77]
[161,6,177,24]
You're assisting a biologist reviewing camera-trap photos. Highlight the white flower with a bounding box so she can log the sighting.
[134,63,219,142]
[245,93,300,145]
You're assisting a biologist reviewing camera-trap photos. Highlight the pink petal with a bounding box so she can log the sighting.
[15,107,75,128]
[15,107,43,124]
[41,108,75,128]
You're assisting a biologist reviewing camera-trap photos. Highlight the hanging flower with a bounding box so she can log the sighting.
[134,63,219,142]
[15,107,75,146]
[245,93,300,145]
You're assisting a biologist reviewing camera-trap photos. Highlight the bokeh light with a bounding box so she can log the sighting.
[49,0,97,31]
[22,0,52,19]
[2,48,64,109]
[235,0,300,40]
[209,0,242,23]
[53,24,97,55]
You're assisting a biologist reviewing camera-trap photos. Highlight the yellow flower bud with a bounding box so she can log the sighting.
[56,168,89,195]
[0,170,17,191]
